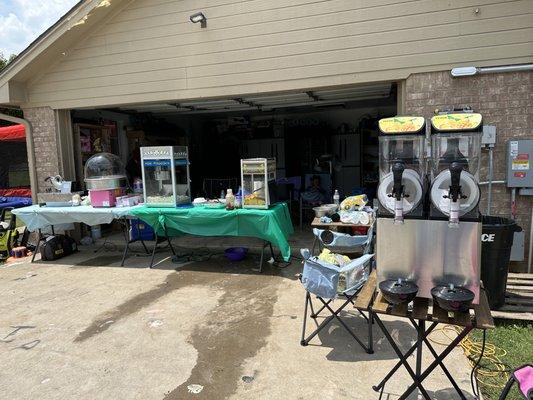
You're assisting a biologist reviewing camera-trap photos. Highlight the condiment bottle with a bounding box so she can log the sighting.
[333,189,340,206]
[235,186,242,208]
[225,188,235,210]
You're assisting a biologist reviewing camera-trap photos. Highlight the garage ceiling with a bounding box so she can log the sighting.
[114,83,393,116]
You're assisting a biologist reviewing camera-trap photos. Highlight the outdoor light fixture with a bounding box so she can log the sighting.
[190,12,207,28]
[450,66,478,77]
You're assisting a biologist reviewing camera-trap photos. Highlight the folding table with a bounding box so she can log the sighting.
[12,205,150,265]
[130,203,294,269]
[370,287,495,400]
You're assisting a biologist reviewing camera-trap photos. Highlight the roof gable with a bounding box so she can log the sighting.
[0,0,128,105]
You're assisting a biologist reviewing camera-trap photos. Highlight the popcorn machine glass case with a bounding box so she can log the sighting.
[141,146,191,207]
[241,158,276,209]
[376,116,426,218]
[430,113,482,221]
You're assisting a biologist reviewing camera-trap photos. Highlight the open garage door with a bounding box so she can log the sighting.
[70,82,397,224]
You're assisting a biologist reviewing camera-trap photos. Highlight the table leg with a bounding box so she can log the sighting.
[149,240,158,269]
[368,310,374,354]
[416,319,424,377]
[120,218,130,267]
[408,318,466,399]
[373,314,432,400]
[164,225,176,256]
[398,326,473,400]
[372,322,438,392]
[31,229,43,262]
[259,241,274,272]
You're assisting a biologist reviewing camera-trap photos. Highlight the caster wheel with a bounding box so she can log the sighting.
[300,340,308,346]
[372,386,380,392]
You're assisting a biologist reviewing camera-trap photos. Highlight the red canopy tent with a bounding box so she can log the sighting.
[0,124,25,142]
[0,124,32,197]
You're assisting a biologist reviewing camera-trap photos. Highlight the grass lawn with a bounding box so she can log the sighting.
[470,320,533,400]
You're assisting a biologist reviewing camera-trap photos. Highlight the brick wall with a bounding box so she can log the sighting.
[405,70,532,271]
[22,106,61,192]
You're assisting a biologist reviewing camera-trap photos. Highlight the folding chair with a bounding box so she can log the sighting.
[311,223,374,255]
[299,249,375,354]
[499,364,533,400]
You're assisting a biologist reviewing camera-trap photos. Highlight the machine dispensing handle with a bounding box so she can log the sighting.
[445,161,467,227]
[391,161,405,201]
[390,161,406,224]
[447,162,467,202]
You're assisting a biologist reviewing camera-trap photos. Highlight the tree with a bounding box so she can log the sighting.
[0,53,17,71]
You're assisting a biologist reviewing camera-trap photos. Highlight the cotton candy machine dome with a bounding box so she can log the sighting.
[84,152,128,190]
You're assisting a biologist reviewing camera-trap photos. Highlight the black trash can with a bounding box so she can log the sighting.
[481,216,520,309]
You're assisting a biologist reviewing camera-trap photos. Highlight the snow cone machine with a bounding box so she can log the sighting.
[376,113,483,306]
[140,146,191,207]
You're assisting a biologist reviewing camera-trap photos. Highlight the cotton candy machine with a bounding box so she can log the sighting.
[84,152,128,207]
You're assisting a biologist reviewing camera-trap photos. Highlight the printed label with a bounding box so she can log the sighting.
[512,159,530,171]
[378,116,425,134]
[431,113,482,131]
[481,234,495,242]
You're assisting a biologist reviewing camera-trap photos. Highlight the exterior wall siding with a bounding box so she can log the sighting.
[405,70,532,271]
[23,0,533,109]
[22,107,61,192]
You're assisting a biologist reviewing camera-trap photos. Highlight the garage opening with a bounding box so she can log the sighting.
[70,82,397,226]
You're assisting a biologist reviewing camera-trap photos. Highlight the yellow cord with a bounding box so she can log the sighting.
[428,325,509,389]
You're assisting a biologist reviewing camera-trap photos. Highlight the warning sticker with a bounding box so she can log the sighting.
[510,141,519,158]
[512,159,530,171]
[514,172,526,178]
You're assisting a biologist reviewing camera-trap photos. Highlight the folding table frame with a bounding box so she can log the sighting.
[31,217,151,266]
[370,288,494,400]
[300,270,377,354]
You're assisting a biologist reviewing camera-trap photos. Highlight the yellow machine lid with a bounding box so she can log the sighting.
[378,116,425,134]
[431,113,482,131]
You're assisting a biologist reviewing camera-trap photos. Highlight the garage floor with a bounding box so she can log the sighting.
[1,247,476,400]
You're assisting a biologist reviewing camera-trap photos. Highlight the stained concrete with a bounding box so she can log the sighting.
[0,247,476,399]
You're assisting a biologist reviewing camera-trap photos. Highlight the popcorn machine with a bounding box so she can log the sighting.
[241,158,276,209]
[140,146,191,207]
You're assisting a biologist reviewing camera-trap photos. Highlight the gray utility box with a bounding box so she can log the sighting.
[507,139,533,188]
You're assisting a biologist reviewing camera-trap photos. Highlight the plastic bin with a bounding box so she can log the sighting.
[129,219,155,241]
[481,216,520,309]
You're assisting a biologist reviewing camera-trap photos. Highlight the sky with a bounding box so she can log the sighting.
[0,0,79,57]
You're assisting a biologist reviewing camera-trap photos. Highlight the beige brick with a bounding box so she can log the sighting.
[405,70,533,271]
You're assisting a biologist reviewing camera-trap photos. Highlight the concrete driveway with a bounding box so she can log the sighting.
[0,248,476,399]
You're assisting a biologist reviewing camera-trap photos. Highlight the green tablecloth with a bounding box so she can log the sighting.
[130,203,294,261]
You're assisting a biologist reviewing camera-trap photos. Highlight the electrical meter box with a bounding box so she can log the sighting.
[506,139,533,188]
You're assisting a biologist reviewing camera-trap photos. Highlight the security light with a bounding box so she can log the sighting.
[451,66,478,77]
[190,12,207,28]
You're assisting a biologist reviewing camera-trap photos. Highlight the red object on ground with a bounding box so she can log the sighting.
[0,188,32,197]
[0,124,25,142]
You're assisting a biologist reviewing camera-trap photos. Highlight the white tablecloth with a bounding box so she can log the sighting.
[12,205,140,231]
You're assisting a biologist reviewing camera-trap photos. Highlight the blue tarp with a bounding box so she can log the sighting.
[0,196,32,211]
